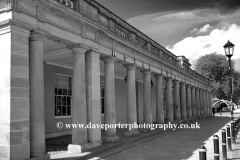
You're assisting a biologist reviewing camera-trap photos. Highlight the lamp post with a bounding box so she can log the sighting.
[223,40,235,120]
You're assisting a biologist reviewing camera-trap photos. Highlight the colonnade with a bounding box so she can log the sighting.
[29,32,212,156]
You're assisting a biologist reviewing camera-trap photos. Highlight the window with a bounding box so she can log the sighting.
[55,74,72,117]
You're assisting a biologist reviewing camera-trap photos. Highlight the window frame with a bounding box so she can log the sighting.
[54,73,73,119]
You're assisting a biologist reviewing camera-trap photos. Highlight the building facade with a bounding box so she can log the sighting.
[0,0,213,159]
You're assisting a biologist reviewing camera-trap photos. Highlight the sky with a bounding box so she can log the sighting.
[95,0,240,70]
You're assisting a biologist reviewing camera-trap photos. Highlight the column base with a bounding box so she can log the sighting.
[164,119,175,123]
[124,130,140,137]
[68,140,102,153]
[102,135,119,143]
[28,154,50,160]
[139,128,151,133]
[187,118,194,121]
[181,119,188,123]
[173,120,182,124]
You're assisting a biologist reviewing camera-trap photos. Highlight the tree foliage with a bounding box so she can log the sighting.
[194,53,240,104]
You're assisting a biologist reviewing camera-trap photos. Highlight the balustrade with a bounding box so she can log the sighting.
[57,0,75,9]
[151,46,160,57]
[115,24,131,41]
[162,52,169,62]
[136,36,147,50]
[171,58,178,66]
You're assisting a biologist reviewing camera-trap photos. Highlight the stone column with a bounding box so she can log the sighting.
[166,78,174,122]
[102,57,119,142]
[209,92,213,115]
[124,64,139,136]
[71,46,88,146]
[29,33,46,156]
[180,82,187,120]
[191,86,196,118]
[201,89,204,116]
[207,91,210,116]
[85,50,102,146]
[173,80,181,121]
[203,90,206,116]
[195,87,200,117]
[206,91,209,116]
[195,87,200,118]
[186,84,192,119]
[155,74,164,124]
[142,70,152,126]
[206,90,210,116]
[209,91,212,115]
[199,88,203,117]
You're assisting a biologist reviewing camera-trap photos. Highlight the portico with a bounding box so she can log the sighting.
[0,0,212,159]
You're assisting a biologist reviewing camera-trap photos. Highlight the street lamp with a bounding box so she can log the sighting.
[223,40,235,120]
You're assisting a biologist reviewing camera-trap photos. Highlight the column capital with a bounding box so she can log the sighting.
[180,81,186,85]
[166,77,172,82]
[186,83,191,87]
[86,49,101,56]
[123,64,137,70]
[172,79,179,83]
[68,44,90,54]
[30,32,46,42]
[141,69,152,75]
[191,86,196,89]
[153,74,163,79]
[102,56,117,64]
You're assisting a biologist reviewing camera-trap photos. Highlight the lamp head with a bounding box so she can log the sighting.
[223,40,235,58]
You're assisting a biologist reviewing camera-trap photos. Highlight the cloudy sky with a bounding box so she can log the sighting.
[96,0,240,70]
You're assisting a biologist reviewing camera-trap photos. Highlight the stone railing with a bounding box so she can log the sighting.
[151,45,160,58]
[53,0,209,84]
[57,0,75,9]
[162,52,169,62]
[171,58,178,66]
[135,35,147,50]
[114,24,131,42]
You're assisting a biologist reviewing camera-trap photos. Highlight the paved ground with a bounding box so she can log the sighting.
[50,111,240,160]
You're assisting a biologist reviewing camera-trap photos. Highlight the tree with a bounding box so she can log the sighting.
[194,53,240,104]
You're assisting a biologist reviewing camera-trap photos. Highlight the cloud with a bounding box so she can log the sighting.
[191,24,212,34]
[198,24,212,33]
[96,0,240,20]
[127,8,240,47]
[191,28,198,33]
[167,23,240,63]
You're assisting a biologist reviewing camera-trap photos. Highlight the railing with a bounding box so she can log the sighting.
[136,36,147,50]
[151,46,160,58]
[114,24,131,42]
[53,0,210,84]
[162,52,169,62]
[57,0,75,9]
[171,58,178,66]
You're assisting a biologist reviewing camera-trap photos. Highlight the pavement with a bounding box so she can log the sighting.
[50,112,240,160]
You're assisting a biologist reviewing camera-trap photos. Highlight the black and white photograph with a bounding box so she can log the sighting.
[0,0,240,159]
